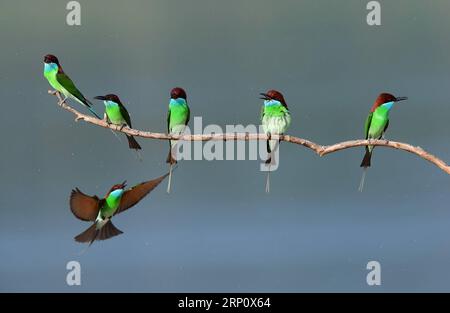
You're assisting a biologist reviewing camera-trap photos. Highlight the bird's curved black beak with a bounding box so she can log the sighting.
[94,96,107,101]
[259,92,270,100]
[395,96,408,102]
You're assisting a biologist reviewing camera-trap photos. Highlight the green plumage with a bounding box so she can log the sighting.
[105,101,131,127]
[99,97,141,150]
[261,103,291,155]
[102,190,123,218]
[44,66,88,106]
[44,61,100,118]
[168,103,190,135]
[361,105,390,167]
[167,99,190,163]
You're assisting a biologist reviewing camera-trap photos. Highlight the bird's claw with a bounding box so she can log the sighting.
[58,96,68,106]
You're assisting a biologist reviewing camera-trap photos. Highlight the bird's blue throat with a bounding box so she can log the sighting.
[104,100,119,108]
[109,189,124,199]
[264,99,282,107]
[381,101,394,111]
[44,62,58,73]
[170,98,187,107]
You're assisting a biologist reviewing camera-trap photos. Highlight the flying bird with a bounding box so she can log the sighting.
[260,89,291,193]
[94,94,142,151]
[359,92,408,191]
[70,173,169,246]
[43,54,101,119]
[166,87,190,193]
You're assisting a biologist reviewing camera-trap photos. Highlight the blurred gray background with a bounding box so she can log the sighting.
[1,0,450,292]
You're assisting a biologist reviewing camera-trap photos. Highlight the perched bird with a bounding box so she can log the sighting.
[43,54,101,119]
[94,94,142,151]
[260,90,291,193]
[359,92,408,191]
[166,87,190,193]
[70,173,169,246]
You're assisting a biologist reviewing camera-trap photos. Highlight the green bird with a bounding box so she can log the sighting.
[166,87,190,193]
[260,89,291,193]
[43,54,101,119]
[70,173,169,246]
[94,94,142,151]
[359,92,408,191]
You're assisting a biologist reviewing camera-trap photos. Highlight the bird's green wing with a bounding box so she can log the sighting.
[56,72,90,106]
[115,173,169,215]
[260,106,265,122]
[167,108,172,149]
[383,119,390,134]
[70,188,101,221]
[364,112,373,139]
[119,103,132,128]
[185,105,190,125]
[167,109,171,133]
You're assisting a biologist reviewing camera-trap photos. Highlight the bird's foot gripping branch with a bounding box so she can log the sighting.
[48,90,450,175]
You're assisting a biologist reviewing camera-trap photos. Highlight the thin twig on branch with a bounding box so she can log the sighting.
[49,90,450,175]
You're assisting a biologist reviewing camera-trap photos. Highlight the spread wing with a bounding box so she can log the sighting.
[364,112,373,139]
[70,188,101,221]
[56,72,90,106]
[115,173,169,215]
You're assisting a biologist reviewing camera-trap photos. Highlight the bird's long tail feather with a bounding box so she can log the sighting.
[166,146,177,194]
[358,168,367,192]
[358,148,372,192]
[126,135,142,161]
[360,149,372,168]
[108,129,122,144]
[167,163,173,194]
[83,99,102,119]
[87,106,102,119]
[265,164,271,193]
[74,221,123,247]
[126,135,142,150]
[134,150,143,162]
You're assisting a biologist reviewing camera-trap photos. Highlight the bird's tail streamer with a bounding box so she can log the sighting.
[88,106,102,119]
[134,150,143,162]
[358,168,367,192]
[109,129,122,144]
[166,144,178,193]
[167,163,173,194]
[265,164,271,193]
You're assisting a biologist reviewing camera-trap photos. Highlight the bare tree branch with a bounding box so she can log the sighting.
[49,90,450,175]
